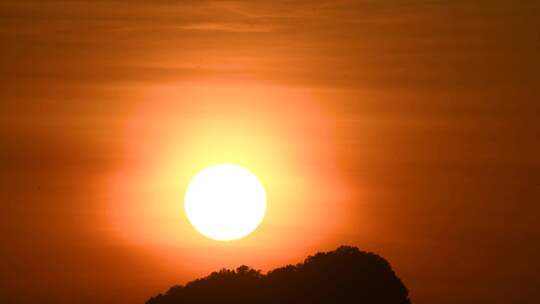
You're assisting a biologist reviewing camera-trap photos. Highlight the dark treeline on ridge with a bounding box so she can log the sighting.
[147,246,411,304]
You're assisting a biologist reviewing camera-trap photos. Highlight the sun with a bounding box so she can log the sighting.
[184,164,267,241]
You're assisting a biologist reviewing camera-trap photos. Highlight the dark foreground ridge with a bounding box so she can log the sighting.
[147,246,411,304]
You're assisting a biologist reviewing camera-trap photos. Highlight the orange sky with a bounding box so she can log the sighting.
[1,1,540,303]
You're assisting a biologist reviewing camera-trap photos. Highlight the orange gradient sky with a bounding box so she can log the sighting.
[1,1,539,304]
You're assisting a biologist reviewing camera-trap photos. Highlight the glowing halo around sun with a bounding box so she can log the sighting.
[184,164,267,241]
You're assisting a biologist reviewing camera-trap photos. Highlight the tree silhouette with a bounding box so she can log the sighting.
[147,246,411,304]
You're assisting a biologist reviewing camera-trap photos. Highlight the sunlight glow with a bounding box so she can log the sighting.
[184,164,267,241]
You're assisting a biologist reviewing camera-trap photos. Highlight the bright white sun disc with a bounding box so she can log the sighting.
[184,164,267,241]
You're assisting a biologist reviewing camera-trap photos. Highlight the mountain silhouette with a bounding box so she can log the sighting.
[146,246,411,304]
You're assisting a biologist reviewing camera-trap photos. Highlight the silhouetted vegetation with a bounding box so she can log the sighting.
[147,246,411,304]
